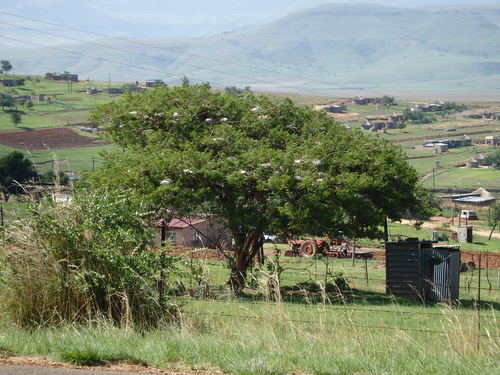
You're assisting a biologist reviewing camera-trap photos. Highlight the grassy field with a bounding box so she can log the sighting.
[0,251,498,374]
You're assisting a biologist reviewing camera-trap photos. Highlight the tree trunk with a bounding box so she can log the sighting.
[488,224,497,241]
[228,231,262,290]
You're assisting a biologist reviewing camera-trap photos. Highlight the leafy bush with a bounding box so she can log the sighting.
[0,151,37,194]
[0,185,182,328]
[402,108,435,124]
[442,102,468,111]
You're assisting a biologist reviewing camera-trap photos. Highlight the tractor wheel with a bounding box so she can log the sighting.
[300,240,317,257]
[284,250,293,257]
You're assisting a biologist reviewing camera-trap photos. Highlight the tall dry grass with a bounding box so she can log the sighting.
[0,185,181,328]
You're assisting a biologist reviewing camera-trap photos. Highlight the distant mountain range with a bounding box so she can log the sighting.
[3,3,500,97]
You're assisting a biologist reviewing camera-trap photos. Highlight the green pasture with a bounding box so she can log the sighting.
[0,77,123,172]
[420,165,500,190]
[1,291,498,375]
[0,139,118,173]
[0,108,91,130]
[27,144,120,174]
[0,84,121,131]
[377,119,498,143]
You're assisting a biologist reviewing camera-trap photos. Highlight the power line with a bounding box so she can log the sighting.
[0,34,338,98]
[0,11,351,89]
[0,10,392,98]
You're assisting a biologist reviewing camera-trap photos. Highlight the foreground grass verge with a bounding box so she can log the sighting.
[0,291,499,375]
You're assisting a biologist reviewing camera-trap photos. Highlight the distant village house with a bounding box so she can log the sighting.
[352,95,381,105]
[360,112,402,131]
[441,188,496,209]
[411,99,444,112]
[0,79,14,87]
[163,217,229,249]
[485,135,500,147]
[145,79,164,87]
[30,92,44,102]
[102,88,123,95]
[323,104,346,113]
[47,72,79,82]
[415,135,471,153]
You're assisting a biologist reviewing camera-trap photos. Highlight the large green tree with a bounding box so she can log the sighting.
[10,112,22,127]
[0,93,15,110]
[1,60,12,75]
[0,151,37,194]
[90,84,432,288]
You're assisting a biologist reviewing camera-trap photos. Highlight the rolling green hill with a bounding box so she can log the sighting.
[5,3,500,95]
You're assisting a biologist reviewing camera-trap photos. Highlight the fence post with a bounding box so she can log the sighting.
[477,253,481,351]
[351,238,356,267]
[364,258,369,288]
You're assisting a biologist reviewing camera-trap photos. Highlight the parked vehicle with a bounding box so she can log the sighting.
[287,238,330,257]
[286,238,372,259]
[460,210,478,220]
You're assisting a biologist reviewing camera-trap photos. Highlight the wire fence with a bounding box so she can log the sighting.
[181,309,499,339]
[202,256,500,293]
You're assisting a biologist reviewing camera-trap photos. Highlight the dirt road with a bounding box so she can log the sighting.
[400,215,500,239]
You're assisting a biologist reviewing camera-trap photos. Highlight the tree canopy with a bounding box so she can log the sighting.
[0,151,37,194]
[1,60,12,75]
[89,84,432,288]
[0,93,15,111]
[485,149,500,169]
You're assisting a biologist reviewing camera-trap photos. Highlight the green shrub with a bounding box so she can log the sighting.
[0,185,182,328]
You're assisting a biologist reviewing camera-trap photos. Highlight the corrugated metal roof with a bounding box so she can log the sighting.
[168,218,206,229]
[452,196,496,203]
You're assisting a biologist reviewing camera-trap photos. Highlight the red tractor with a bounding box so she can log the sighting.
[287,238,331,257]
[286,238,370,258]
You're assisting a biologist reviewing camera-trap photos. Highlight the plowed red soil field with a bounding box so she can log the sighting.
[0,128,108,150]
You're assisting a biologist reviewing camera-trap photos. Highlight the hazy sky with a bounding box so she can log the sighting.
[2,0,500,43]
